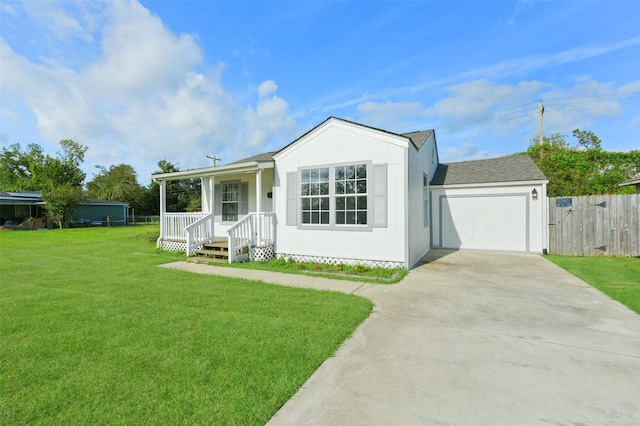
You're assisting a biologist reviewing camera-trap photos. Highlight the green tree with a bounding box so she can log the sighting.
[526,130,639,196]
[0,143,46,191]
[86,164,144,212]
[149,160,201,213]
[0,140,88,228]
[38,140,88,228]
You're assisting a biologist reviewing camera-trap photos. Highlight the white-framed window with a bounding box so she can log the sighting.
[423,174,429,227]
[287,162,386,230]
[335,164,367,225]
[301,168,330,224]
[222,182,240,222]
[297,162,369,228]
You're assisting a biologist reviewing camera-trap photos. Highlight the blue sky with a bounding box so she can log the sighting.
[1,0,639,185]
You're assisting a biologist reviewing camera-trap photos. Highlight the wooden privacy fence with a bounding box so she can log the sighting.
[548,194,640,257]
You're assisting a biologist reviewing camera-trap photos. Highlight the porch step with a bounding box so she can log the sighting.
[196,241,229,260]
[203,241,228,250]
[196,248,228,257]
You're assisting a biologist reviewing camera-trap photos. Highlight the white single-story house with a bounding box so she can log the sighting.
[152,117,548,268]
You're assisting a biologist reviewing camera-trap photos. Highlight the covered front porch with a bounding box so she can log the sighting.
[152,155,276,263]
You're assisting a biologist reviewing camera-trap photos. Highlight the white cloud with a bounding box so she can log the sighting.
[22,0,93,42]
[87,0,202,97]
[0,0,298,181]
[439,142,490,163]
[258,80,278,98]
[430,79,547,125]
[243,85,297,149]
[357,101,425,131]
[539,77,628,135]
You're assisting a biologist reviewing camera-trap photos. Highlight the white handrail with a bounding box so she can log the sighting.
[227,212,275,263]
[185,212,215,256]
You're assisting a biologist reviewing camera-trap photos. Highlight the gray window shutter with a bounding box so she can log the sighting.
[240,182,249,216]
[213,184,222,223]
[286,172,297,226]
[372,164,387,227]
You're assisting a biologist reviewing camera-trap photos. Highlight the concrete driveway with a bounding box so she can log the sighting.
[267,250,640,425]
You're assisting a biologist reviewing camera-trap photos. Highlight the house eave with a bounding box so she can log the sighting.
[152,160,274,182]
[430,179,548,190]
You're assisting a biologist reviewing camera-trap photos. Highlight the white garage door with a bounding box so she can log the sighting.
[439,194,529,251]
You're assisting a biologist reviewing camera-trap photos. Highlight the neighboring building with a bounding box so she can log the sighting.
[618,176,640,194]
[152,117,548,268]
[0,192,130,227]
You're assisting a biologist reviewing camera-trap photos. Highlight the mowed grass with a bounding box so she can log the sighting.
[546,254,640,314]
[0,225,373,425]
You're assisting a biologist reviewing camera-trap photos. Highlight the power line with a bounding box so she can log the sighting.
[436,91,640,131]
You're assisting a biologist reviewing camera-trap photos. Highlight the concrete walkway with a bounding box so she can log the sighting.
[160,251,640,425]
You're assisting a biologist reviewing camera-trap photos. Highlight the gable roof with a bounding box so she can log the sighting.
[401,130,434,150]
[275,117,434,158]
[431,155,547,186]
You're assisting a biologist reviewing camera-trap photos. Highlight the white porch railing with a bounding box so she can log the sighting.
[227,212,276,263]
[159,212,213,254]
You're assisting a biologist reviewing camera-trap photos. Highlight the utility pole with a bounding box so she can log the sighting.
[538,101,544,145]
[206,154,221,166]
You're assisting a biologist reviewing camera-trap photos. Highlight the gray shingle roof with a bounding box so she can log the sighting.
[431,155,547,185]
[228,151,276,165]
[401,130,433,150]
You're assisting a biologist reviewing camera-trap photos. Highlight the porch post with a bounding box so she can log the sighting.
[256,169,262,213]
[159,180,167,242]
[201,177,214,214]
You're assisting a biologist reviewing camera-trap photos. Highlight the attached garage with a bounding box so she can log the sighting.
[430,155,548,253]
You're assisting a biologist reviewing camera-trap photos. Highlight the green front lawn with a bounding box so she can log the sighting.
[546,254,640,314]
[0,225,373,425]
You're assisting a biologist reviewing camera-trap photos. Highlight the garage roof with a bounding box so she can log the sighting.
[431,154,547,185]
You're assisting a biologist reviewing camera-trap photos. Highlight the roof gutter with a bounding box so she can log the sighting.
[430,179,549,190]
[151,160,274,182]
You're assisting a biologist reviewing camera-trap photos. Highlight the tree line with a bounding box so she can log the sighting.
[0,141,201,228]
[525,129,639,197]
